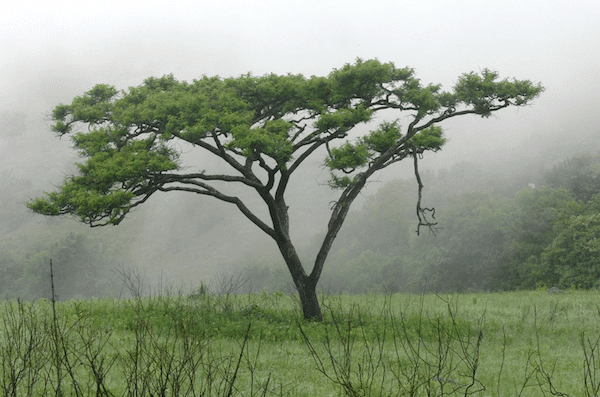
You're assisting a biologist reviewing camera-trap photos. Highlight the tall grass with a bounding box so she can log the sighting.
[1,286,599,395]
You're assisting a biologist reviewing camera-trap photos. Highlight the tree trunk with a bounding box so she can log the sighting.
[272,229,323,321]
[268,196,324,321]
[296,279,322,321]
[280,248,323,321]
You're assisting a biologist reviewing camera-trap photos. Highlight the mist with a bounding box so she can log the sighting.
[1,1,599,298]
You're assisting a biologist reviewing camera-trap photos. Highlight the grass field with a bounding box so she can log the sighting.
[1,290,599,396]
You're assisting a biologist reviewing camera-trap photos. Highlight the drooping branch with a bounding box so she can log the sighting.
[412,149,438,236]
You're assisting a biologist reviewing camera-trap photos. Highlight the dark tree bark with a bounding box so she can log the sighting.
[296,278,322,321]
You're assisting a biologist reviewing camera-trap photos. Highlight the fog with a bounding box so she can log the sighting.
[1,1,599,297]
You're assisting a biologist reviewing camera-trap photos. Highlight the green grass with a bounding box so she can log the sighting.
[1,290,599,396]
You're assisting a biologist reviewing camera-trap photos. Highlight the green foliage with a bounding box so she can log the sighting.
[325,141,370,171]
[400,82,443,115]
[51,84,119,134]
[327,174,355,189]
[313,105,374,133]
[541,212,600,289]
[409,125,445,151]
[360,120,402,153]
[453,69,544,117]
[508,187,582,288]
[28,183,137,226]
[226,118,294,163]
[327,58,413,106]
[29,59,543,227]
[324,122,445,188]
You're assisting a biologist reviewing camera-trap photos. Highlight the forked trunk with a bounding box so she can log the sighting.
[270,197,323,321]
[274,230,323,321]
[282,253,323,321]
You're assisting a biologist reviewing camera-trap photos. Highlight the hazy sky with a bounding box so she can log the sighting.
[2,0,599,172]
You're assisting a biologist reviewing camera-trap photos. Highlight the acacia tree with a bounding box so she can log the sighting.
[28,59,543,320]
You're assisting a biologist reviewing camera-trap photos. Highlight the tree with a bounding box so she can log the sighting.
[28,59,543,320]
[541,212,600,289]
[544,153,600,202]
[537,193,600,289]
[426,192,514,292]
[507,187,581,288]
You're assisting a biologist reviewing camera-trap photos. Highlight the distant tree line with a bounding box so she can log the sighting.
[2,152,600,298]
[234,152,600,293]
[333,152,600,292]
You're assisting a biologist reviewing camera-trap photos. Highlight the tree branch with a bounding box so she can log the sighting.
[157,182,276,239]
[161,172,262,189]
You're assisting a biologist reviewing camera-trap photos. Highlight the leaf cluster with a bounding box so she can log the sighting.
[452,69,544,117]
[324,121,446,188]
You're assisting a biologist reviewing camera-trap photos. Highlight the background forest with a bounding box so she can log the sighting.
[239,151,600,295]
[314,153,600,293]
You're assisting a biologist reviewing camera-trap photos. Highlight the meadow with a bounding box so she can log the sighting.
[1,289,599,396]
